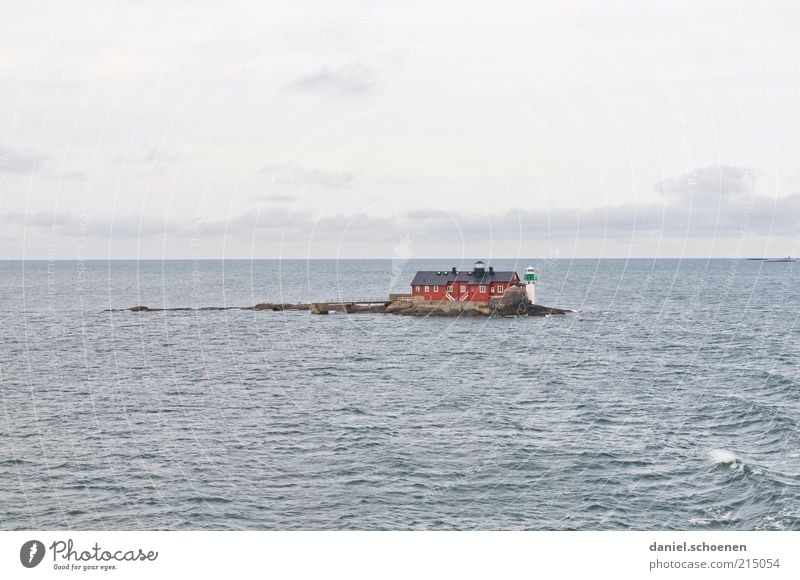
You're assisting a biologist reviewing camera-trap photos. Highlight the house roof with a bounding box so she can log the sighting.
[411,270,519,286]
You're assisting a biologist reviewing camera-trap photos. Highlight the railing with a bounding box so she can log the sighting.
[322,297,390,304]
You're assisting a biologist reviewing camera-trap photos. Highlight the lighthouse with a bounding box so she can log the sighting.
[524,266,536,304]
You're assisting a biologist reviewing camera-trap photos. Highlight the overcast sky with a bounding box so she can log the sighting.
[2,0,800,259]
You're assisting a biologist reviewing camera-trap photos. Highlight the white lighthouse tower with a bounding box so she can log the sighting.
[524,266,536,304]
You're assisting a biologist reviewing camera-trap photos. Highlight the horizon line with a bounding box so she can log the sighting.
[0,257,786,262]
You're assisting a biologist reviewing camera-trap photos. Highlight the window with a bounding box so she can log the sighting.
[479,285,486,293]
[415,286,420,292]
[433,286,439,292]
[424,285,430,292]
[460,285,466,293]
[446,285,453,292]
[490,287,495,294]
[497,286,504,294]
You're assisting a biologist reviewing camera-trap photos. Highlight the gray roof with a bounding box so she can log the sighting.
[411,270,518,286]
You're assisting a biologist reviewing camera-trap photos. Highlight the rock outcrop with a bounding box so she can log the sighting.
[385,300,414,314]
[491,285,529,316]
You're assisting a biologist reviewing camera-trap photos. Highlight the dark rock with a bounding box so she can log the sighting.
[527,304,571,316]
[253,303,311,311]
[491,285,529,316]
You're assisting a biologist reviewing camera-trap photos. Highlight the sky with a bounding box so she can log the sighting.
[1,0,800,259]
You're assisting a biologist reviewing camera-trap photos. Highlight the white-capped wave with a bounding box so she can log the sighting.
[708,448,739,467]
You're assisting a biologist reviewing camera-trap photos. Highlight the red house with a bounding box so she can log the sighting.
[410,261,521,304]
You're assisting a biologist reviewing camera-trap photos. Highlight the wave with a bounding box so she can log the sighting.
[707,448,763,476]
[689,512,738,527]
[708,448,739,466]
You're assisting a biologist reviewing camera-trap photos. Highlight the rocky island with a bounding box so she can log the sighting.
[109,286,570,317]
[107,261,572,317]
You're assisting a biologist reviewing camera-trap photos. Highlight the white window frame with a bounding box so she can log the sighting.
[433,285,439,292]
[490,287,495,294]
[446,285,453,293]
[424,285,430,292]
[415,286,420,292]
[460,285,467,293]
[497,286,504,294]
[479,285,486,293]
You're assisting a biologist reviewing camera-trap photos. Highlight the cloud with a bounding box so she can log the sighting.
[0,148,87,181]
[388,165,798,240]
[0,211,177,238]
[462,196,798,238]
[288,62,376,95]
[655,165,757,205]
[142,147,184,164]
[4,166,798,247]
[110,147,188,177]
[0,147,47,174]
[258,163,354,190]
[184,183,800,244]
[147,208,402,243]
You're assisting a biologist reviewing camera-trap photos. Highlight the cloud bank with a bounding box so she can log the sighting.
[3,166,798,255]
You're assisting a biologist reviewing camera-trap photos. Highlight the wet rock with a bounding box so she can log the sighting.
[527,304,571,316]
[253,303,311,311]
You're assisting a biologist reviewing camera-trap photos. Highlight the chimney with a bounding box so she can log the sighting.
[489,266,494,274]
[451,267,457,274]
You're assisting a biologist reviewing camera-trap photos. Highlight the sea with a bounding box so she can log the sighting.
[1,258,798,530]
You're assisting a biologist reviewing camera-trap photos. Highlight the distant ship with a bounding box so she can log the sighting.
[745,256,797,262]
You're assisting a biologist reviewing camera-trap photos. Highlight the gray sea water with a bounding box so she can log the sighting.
[1,258,799,530]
